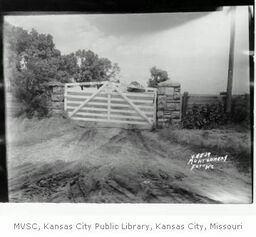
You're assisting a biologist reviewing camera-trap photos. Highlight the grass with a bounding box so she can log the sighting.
[159,125,250,154]
[6,116,79,146]
[8,116,251,155]
[158,124,251,173]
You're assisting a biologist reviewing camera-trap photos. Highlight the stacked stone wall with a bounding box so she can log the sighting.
[47,82,65,116]
[156,82,181,127]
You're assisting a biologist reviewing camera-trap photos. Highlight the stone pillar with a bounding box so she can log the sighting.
[45,82,65,116]
[156,80,181,128]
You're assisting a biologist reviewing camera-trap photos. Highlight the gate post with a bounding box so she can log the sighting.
[45,81,65,116]
[181,92,189,118]
[156,80,181,128]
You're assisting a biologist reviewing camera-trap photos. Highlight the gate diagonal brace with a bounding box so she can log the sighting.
[113,84,153,125]
[69,82,108,117]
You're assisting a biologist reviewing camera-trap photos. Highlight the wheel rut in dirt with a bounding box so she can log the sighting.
[8,125,251,203]
[9,160,219,203]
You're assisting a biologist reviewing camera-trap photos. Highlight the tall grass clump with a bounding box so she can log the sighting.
[6,117,78,146]
[159,126,250,155]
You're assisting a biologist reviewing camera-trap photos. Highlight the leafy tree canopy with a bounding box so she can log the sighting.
[74,49,120,82]
[4,22,120,117]
[148,66,169,88]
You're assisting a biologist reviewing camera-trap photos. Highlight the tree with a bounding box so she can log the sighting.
[74,50,120,82]
[147,66,169,87]
[4,23,121,117]
[4,23,61,117]
[56,53,79,83]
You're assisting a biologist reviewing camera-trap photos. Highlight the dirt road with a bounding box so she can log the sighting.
[7,119,252,203]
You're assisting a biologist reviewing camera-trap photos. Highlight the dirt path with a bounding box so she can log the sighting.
[7,125,252,203]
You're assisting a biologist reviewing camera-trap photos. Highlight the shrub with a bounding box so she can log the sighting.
[11,65,51,118]
[182,103,228,129]
[182,95,251,130]
[230,95,250,123]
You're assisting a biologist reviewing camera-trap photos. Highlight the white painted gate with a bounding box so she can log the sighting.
[64,81,157,128]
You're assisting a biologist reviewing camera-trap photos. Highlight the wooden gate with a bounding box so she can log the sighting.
[64,81,157,128]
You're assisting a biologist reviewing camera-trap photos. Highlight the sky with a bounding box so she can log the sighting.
[5,6,251,94]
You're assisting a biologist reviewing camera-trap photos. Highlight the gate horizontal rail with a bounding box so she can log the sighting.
[64,81,157,128]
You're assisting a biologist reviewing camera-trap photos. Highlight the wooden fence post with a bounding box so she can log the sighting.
[226,6,236,113]
[182,92,189,118]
